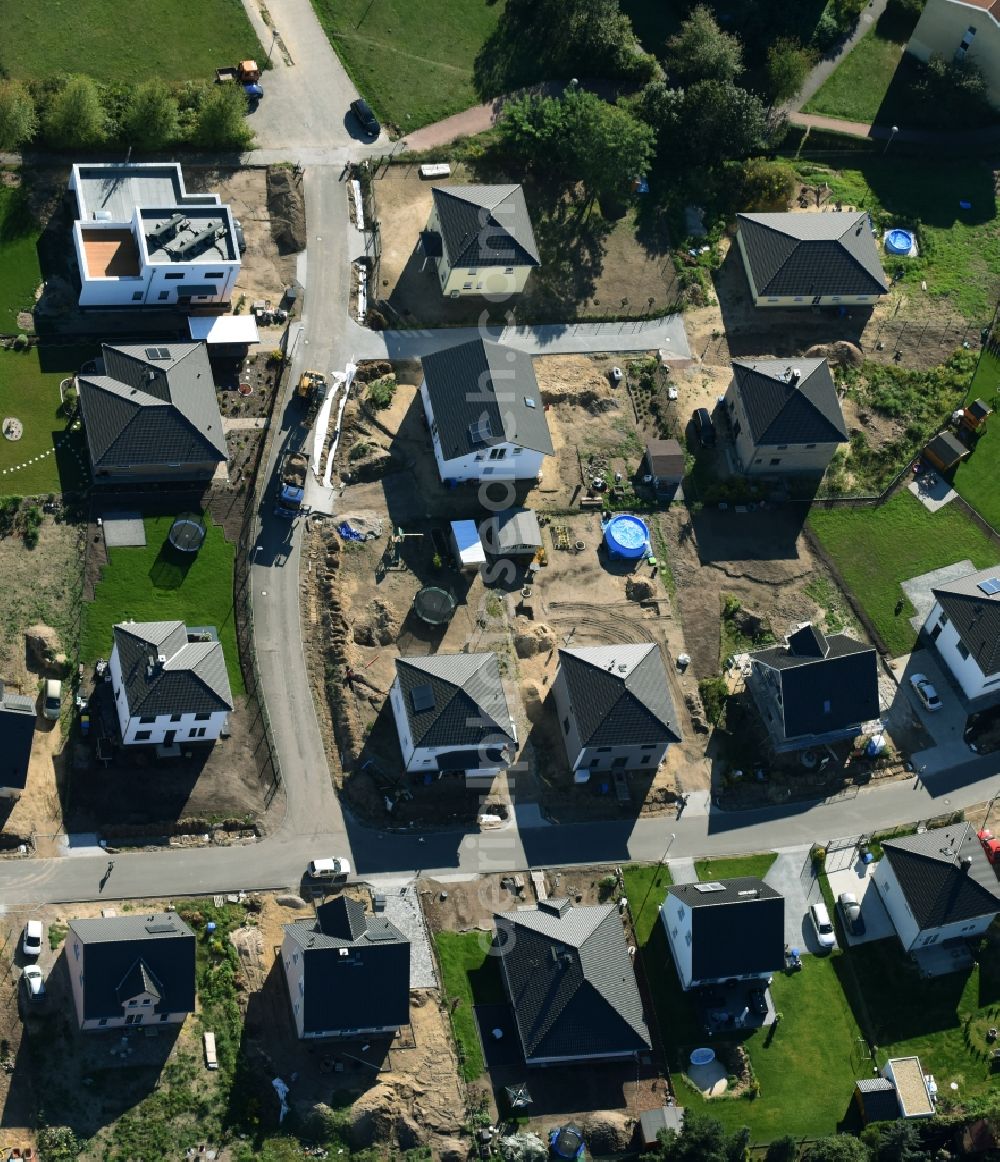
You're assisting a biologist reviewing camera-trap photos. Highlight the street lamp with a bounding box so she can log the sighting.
[882,125,899,155]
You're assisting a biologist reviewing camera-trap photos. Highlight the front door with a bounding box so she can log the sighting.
[165,730,176,746]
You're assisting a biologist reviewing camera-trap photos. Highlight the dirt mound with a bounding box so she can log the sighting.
[626,577,655,602]
[266,166,306,254]
[25,624,62,671]
[353,599,400,647]
[521,679,549,724]
[355,360,393,382]
[804,340,863,367]
[579,1112,636,1153]
[535,355,614,408]
[514,624,555,658]
[350,1086,423,1150]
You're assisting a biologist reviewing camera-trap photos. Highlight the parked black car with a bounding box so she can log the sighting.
[350,98,381,139]
[693,406,716,446]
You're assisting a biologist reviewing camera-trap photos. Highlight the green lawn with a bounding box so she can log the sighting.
[0,349,89,496]
[81,514,244,695]
[310,0,504,129]
[434,930,504,1081]
[954,350,1000,529]
[803,29,905,123]
[792,159,999,323]
[808,490,999,656]
[834,930,1000,1103]
[0,0,260,83]
[0,184,42,332]
[625,866,865,1142]
[694,854,777,882]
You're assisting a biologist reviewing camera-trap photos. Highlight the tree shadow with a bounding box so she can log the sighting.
[519,201,613,321]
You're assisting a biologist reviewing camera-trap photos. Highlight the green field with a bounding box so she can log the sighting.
[694,853,777,882]
[809,490,999,656]
[793,159,1000,323]
[0,349,88,496]
[0,184,42,332]
[803,28,905,123]
[81,514,244,695]
[624,866,865,1142]
[310,0,504,129]
[954,350,1000,529]
[0,0,260,84]
[434,930,503,1081]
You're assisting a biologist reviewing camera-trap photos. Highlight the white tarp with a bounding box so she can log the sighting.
[451,520,486,567]
[351,179,365,231]
[323,363,356,489]
[187,315,260,345]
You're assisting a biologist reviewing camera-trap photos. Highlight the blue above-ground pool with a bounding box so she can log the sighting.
[885,228,914,255]
[603,514,649,559]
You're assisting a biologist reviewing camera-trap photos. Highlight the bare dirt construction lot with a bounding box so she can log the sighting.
[368,163,679,326]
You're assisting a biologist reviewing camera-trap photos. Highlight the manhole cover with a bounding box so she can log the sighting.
[2,418,23,441]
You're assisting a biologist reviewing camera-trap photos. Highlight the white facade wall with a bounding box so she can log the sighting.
[923,600,1000,700]
[874,857,997,952]
[67,933,188,1031]
[908,0,1000,107]
[281,932,307,1039]
[109,644,229,746]
[660,897,694,989]
[389,676,513,775]
[426,203,534,297]
[420,381,545,483]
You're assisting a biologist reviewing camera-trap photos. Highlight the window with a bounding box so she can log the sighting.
[823,700,831,714]
[463,282,473,290]
[160,1013,169,1022]
[770,458,781,466]
[135,730,152,741]
[164,272,184,280]
[513,447,523,455]
[806,443,817,449]
[191,727,207,739]
[777,444,788,450]
[640,755,652,765]
[99,1018,108,1026]
[142,998,151,1005]
[957,26,977,54]
[505,267,514,274]
[170,713,182,723]
[563,717,570,735]
[158,291,169,301]
[139,716,156,724]
[597,747,611,753]
[131,292,143,301]
[115,687,121,702]
[685,930,692,946]
[467,269,477,276]
[205,272,224,280]
[957,641,970,660]
[195,713,211,721]
[128,999,138,1007]
[488,447,507,460]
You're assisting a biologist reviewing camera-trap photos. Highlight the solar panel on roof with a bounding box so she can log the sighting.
[693,882,725,893]
[977,578,1000,595]
[411,684,435,713]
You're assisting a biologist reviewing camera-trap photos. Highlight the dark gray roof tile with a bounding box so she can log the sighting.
[667,879,785,981]
[0,688,35,791]
[114,620,233,718]
[731,359,848,445]
[932,565,1000,677]
[433,185,540,268]
[396,653,516,752]
[882,824,1000,929]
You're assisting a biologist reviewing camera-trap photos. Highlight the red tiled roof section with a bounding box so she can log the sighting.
[950,0,1000,20]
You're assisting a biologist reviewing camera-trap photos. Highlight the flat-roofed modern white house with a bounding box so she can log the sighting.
[69,163,241,310]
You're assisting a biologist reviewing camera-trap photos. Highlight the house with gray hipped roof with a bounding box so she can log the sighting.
[420,338,553,484]
[873,823,1000,954]
[724,358,848,475]
[736,211,888,307]
[77,342,227,484]
[389,652,517,782]
[423,184,540,298]
[494,899,651,1066]
[281,897,410,1040]
[67,912,196,1030]
[0,681,36,799]
[552,644,680,781]
[922,564,1000,705]
[109,620,233,747]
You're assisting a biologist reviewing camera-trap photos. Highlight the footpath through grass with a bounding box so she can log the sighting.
[954,350,1000,530]
[694,853,777,882]
[0,184,42,331]
[0,0,260,84]
[434,929,503,1081]
[625,865,864,1142]
[809,490,998,656]
[81,514,244,694]
[803,28,905,123]
[310,0,504,129]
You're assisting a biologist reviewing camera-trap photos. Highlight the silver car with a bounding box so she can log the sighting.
[838,892,866,937]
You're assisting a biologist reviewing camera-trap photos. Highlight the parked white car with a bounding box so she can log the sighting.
[306,857,350,881]
[22,920,43,958]
[910,673,942,712]
[21,965,45,1001]
[809,903,836,951]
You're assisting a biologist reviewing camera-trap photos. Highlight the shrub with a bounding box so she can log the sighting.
[699,676,729,724]
[349,441,371,461]
[367,375,396,410]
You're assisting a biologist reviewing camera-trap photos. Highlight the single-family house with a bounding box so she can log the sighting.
[423,185,540,297]
[494,899,651,1066]
[922,565,1000,704]
[746,624,879,753]
[640,439,685,496]
[736,211,888,307]
[907,0,1000,109]
[873,823,1000,954]
[68,162,240,309]
[281,897,410,1040]
[420,339,553,484]
[0,681,36,799]
[109,620,234,747]
[480,508,542,557]
[389,653,517,780]
[923,430,969,473]
[66,912,196,1031]
[552,644,681,780]
[77,342,227,484]
[724,359,848,475]
[660,879,785,990]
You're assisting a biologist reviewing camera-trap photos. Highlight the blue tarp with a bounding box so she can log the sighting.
[338,522,365,542]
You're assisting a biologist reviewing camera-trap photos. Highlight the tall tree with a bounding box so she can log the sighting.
[873,1120,925,1162]
[192,84,253,150]
[0,80,38,152]
[664,5,743,85]
[122,80,180,150]
[805,1135,871,1162]
[673,80,774,166]
[765,38,813,105]
[43,75,106,148]
[649,1112,750,1162]
[765,1135,800,1162]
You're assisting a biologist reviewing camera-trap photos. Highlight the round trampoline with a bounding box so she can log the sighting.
[603,514,649,560]
[413,586,456,626]
[690,1047,716,1067]
[885,229,914,256]
[168,514,207,553]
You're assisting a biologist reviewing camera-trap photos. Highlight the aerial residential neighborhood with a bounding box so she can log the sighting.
[0,0,998,1159]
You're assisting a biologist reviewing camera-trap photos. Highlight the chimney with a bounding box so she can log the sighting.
[961,856,973,874]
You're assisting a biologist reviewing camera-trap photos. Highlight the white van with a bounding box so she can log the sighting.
[306,857,350,881]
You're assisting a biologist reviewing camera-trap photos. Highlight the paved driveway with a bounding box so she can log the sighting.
[826,860,895,947]
[890,650,971,775]
[764,849,826,953]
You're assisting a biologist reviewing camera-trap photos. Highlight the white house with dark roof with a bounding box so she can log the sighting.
[423,185,540,298]
[907,0,1000,109]
[67,912,196,1031]
[389,653,517,780]
[78,342,227,484]
[68,162,240,309]
[661,879,785,990]
[724,359,848,474]
[873,823,1000,954]
[736,211,888,307]
[0,682,36,799]
[419,338,553,484]
[747,623,879,753]
[109,620,234,747]
[922,564,1000,704]
[552,644,681,781]
[281,897,410,1040]
[494,899,651,1066]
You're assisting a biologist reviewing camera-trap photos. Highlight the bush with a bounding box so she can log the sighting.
[699,676,729,724]
[812,8,843,52]
[349,441,371,461]
[62,384,78,416]
[367,375,396,410]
